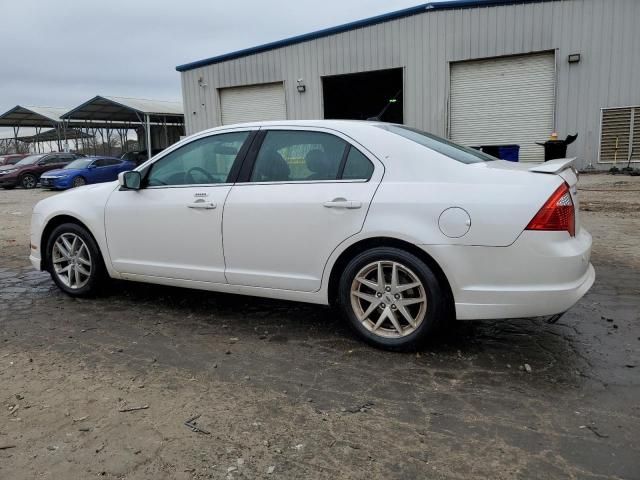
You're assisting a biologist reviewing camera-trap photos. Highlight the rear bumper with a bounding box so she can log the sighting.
[423,229,595,320]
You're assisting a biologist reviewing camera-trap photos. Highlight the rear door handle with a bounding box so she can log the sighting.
[187,200,216,209]
[323,199,362,209]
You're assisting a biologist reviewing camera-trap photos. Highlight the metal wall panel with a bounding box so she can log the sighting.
[180,0,640,169]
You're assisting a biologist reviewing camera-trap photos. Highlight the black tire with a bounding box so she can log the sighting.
[45,223,106,297]
[337,247,448,351]
[20,173,37,189]
[72,176,86,188]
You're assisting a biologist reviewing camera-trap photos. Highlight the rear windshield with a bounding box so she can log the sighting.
[377,124,496,164]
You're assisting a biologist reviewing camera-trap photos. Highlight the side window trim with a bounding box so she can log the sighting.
[336,145,352,180]
[230,130,263,184]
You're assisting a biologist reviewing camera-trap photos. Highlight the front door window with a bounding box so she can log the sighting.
[147,131,249,187]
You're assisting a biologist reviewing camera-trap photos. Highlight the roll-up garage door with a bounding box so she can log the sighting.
[450,52,555,162]
[219,82,286,125]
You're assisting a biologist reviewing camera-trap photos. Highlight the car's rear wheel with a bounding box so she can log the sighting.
[72,176,86,188]
[338,247,447,351]
[20,173,37,189]
[45,223,105,297]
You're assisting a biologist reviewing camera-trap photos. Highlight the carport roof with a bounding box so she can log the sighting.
[18,128,94,143]
[61,96,184,123]
[175,0,552,72]
[0,105,67,127]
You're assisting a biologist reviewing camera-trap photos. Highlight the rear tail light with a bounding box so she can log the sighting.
[526,182,575,236]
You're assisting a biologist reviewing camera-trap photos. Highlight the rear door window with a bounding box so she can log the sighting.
[250,131,348,182]
[341,147,374,180]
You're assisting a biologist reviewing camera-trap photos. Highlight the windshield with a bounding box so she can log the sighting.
[65,158,93,170]
[15,154,45,166]
[377,124,497,164]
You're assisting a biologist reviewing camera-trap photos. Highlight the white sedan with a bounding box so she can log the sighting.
[29,121,594,350]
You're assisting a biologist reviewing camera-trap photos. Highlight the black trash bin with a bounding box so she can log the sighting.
[536,134,578,161]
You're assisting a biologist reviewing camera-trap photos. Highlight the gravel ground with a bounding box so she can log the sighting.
[0,174,639,480]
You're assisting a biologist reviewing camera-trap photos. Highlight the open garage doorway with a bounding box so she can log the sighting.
[322,68,403,124]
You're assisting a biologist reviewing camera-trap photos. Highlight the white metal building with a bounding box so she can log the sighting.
[177,0,640,169]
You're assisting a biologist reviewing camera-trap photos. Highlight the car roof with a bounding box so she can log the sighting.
[196,119,388,136]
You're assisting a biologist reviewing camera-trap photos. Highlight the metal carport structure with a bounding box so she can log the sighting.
[0,106,69,152]
[18,128,94,152]
[61,96,184,160]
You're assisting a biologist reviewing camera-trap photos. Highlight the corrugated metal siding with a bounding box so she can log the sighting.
[450,52,555,162]
[181,0,640,169]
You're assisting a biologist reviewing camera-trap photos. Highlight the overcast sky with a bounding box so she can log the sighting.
[0,0,427,121]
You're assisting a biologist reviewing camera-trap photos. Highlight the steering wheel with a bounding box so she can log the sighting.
[186,167,216,184]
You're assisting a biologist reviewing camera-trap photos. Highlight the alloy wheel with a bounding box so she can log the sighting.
[21,174,36,189]
[73,177,86,187]
[51,233,92,289]
[350,260,427,338]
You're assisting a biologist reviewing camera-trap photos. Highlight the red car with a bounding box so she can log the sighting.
[0,154,28,166]
[0,152,83,189]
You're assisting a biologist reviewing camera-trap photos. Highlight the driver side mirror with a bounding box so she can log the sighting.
[118,171,141,190]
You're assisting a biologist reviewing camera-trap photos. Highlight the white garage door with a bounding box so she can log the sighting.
[450,52,555,162]
[219,82,287,125]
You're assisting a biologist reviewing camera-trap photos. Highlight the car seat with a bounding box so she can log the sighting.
[252,148,290,182]
[305,149,332,180]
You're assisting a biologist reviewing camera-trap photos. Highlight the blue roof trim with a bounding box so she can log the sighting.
[176,0,549,72]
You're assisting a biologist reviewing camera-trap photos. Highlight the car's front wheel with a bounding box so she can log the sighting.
[338,247,448,351]
[20,173,37,189]
[45,223,105,296]
[72,176,86,188]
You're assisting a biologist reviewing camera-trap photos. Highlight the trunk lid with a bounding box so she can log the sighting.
[484,157,581,233]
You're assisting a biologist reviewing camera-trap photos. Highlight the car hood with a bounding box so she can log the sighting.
[43,168,79,177]
[0,164,24,172]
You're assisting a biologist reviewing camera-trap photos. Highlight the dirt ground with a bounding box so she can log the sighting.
[0,174,639,480]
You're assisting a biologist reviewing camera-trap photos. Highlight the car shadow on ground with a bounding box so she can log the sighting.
[87,278,591,390]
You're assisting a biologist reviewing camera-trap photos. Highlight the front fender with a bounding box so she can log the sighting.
[32,182,121,278]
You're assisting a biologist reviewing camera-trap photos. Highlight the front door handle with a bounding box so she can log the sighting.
[323,199,362,209]
[187,199,216,209]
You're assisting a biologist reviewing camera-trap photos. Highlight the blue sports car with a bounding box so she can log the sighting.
[40,156,136,189]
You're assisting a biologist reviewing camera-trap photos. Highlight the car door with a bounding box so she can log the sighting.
[222,127,383,292]
[104,129,254,283]
[35,154,62,176]
[90,158,114,183]
[100,159,121,182]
